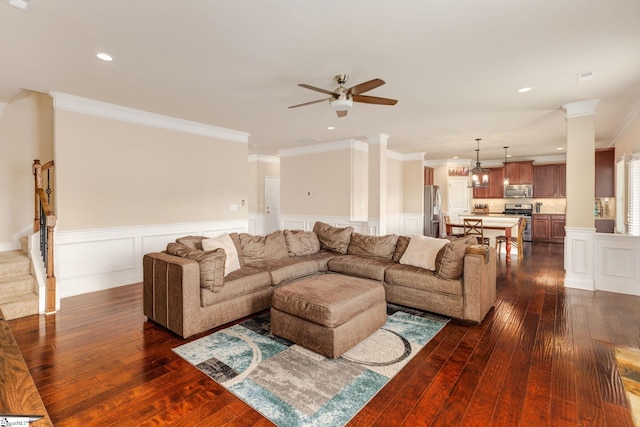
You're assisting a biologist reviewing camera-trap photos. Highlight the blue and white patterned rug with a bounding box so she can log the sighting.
[173,304,448,427]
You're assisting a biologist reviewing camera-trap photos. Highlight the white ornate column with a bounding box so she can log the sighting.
[367,133,389,235]
[562,99,599,290]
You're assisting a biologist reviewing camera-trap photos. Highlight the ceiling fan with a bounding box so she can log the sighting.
[289,74,398,117]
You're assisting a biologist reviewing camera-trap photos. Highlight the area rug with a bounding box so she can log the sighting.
[173,304,448,427]
[614,346,640,426]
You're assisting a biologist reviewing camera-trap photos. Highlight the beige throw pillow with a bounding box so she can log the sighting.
[202,233,241,275]
[166,243,226,292]
[435,236,476,280]
[399,234,449,271]
[284,230,320,256]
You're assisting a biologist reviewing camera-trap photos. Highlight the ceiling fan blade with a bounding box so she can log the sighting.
[337,110,348,118]
[289,98,330,108]
[352,94,398,105]
[348,78,385,96]
[298,84,336,96]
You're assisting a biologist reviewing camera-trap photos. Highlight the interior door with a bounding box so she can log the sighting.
[448,177,470,223]
[265,176,280,233]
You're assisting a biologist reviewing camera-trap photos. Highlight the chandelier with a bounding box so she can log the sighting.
[470,138,489,188]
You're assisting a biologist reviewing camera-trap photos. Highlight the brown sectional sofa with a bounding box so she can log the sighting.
[143,222,496,338]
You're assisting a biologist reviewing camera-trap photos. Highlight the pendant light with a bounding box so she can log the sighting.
[503,146,510,185]
[470,138,489,188]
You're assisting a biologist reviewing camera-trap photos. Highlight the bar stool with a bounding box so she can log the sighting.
[444,215,465,237]
[496,217,526,260]
[463,218,490,246]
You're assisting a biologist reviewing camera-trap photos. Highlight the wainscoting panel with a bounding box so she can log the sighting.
[594,234,640,296]
[55,220,247,298]
[564,227,595,291]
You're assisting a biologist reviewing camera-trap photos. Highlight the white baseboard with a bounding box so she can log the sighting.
[55,220,248,298]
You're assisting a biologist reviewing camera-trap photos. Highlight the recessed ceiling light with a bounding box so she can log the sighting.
[452,156,459,159]
[517,87,533,93]
[557,147,564,150]
[327,126,335,130]
[96,52,114,62]
[8,0,29,10]
[506,154,512,158]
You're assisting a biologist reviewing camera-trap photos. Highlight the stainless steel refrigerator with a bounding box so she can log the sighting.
[424,185,442,237]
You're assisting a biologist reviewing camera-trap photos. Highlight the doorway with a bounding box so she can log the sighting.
[265,176,280,233]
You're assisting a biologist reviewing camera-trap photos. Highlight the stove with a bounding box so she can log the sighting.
[503,203,533,242]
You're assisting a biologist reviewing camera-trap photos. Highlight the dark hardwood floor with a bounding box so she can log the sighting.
[8,242,639,426]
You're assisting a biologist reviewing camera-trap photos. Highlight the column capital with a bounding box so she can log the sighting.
[562,99,600,118]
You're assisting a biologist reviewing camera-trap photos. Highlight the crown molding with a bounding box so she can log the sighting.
[0,101,6,118]
[49,92,250,143]
[608,95,640,147]
[279,139,368,158]
[248,154,280,163]
[562,99,600,118]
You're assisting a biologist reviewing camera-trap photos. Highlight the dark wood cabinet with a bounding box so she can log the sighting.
[532,214,565,243]
[504,161,534,185]
[473,168,504,198]
[424,167,434,185]
[595,148,615,197]
[533,163,566,198]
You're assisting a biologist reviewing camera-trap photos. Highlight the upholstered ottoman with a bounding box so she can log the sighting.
[270,274,387,358]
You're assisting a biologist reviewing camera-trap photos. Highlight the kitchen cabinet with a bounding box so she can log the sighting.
[424,167,434,185]
[504,161,534,185]
[472,168,504,198]
[533,163,566,198]
[532,214,565,243]
[595,148,615,197]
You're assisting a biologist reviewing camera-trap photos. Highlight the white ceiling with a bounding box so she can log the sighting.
[2,0,640,163]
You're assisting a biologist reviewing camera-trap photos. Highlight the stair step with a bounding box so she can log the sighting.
[0,251,31,276]
[0,273,36,297]
[0,292,39,320]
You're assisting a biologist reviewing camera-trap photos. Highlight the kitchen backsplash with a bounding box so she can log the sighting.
[470,197,567,213]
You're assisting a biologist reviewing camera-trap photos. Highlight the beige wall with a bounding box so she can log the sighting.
[402,159,423,214]
[0,92,53,244]
[615,113,640,160]
[565,115,596,228]
[281,149,353,217]
[387,157,403,216]
[54,110,248,231]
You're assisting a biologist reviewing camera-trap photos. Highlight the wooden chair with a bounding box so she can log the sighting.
[496,217,526,260]
[463,218,490,245]
[444,215,464,237]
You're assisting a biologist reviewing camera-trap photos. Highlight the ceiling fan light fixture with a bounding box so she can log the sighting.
[330,98,353,111]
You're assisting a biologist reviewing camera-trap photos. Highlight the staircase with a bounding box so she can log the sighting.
[0,237,39,320]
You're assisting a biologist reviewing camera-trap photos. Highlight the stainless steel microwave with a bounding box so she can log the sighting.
[504,184,533,198]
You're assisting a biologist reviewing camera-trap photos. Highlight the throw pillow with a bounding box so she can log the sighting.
[238,230,289,264]
[166,243,226,292]
[202,233,241,275]
[283,229,320,256]
[399,234,449,271]
[228,232,245,268]
[347,232,399,259]
[312,221,353,254]
[434,236,477,280]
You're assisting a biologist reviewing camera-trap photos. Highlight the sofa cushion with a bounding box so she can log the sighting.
[296,249,339,272]
[392,235,411,262]
[327,254,397,281]
[347,232,398,259]
[312,221,353,254]
[202,233,242,276]
[245,257,319,286]
[166,242,226,293]
[239,230,289,264]
[283,229,320,256]
[384,263,463,297]
[176,235,205,250]
[435,236,478,280]
[200,266,272,306]
[399,234,449,271]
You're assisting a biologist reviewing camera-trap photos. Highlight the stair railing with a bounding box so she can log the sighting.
[33,159,56,313]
